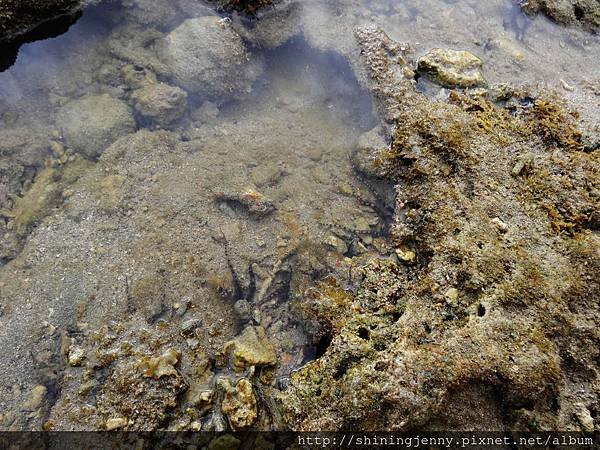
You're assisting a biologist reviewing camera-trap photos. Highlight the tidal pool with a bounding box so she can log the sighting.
[0,0,598,432]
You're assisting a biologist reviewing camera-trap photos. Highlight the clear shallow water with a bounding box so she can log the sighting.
[0,0,599,430]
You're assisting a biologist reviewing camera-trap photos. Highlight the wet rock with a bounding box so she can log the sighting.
[521,0,600,32]
[94,358,185,430]
[59,94,136,158]
[417,48,486,89]
[233,2,301,48]
[219,378,257,429]
[181,318,202,334]
[224,326,276,369]
[323,235,348,255]
[215,188,275,218]
[216,0,274,14]
[67,345,85,366]
[352,126,387,178]
[105,417,128,430]
[0,0,81,42]
[233,299,253,322]
[138,348,180,379]
[131,82,188,127]
[156,17,263,100]
[122,64,156,90]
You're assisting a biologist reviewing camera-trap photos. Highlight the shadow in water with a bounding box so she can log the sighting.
[0,11,81,72]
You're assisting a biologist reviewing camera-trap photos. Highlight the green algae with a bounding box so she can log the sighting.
[0,156,92,236]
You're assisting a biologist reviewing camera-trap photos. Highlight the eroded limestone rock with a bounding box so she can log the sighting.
[219,378,257,429]
[224,326,276,369]
[417,48,486,88]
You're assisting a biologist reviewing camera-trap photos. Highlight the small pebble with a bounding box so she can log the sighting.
[105,417,128,430]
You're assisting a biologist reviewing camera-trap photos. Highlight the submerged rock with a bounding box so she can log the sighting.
[156,16,263,100]
[138,348,180,379]
[219,378,257,429]
[216,0,274,14]
[59,94,136,158]
[131,82,188,127]
[224,326,276,369]
[521,0,600,32]
[214,188,275,218]
[417,48,486,88]
[352,126,387,178]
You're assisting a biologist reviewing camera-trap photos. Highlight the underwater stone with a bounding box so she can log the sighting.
[220,378,257,429]
[156,16,263,100]
[215,188,275,218]
[324,235,348,255]
[352,126,387,178]
[122,64,157,90]
[105,417,128,430]
[59,94,136,158]
[224,326,276,369]
[138,348,180,379]
[521,0,600,32]
[417,48,486,88]
[130,82,188,127]
[181,318,202,334]
[67,345,85,367]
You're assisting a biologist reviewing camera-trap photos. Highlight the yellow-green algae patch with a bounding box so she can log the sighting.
[0,156,93,236]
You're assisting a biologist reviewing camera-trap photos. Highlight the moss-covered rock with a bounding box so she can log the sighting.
[59,94,136,158]
[521,0,600,33]
[224,326,277,370]
[417,48,486,88]
[280,26,599,432]
[220,378,258,429]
